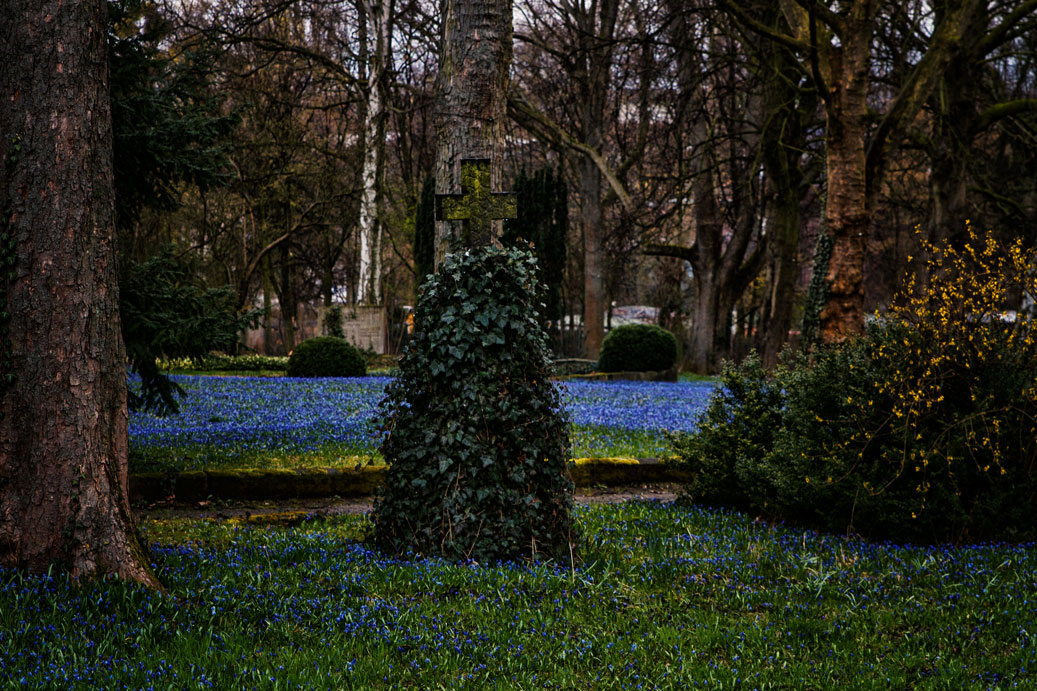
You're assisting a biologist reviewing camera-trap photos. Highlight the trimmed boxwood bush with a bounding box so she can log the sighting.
[286,337,366,378]
[372,246,575,563]
[597,324,677,373]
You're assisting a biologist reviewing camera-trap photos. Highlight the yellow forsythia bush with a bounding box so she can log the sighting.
[672,225,1037,543]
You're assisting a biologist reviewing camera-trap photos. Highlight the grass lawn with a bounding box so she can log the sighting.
[2,501,1033,689]
[128,375,716,473]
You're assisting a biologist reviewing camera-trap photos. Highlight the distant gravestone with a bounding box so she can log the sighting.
[329,305,387,354]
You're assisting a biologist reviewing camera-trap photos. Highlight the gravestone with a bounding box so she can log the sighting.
[436,158,516,247]
[328,304,387,354]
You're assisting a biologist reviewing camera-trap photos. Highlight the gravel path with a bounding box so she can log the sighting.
[134,484,680,522]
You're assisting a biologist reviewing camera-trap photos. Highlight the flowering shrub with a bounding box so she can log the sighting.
[859,228,1037,540]
[673,227,1037,543]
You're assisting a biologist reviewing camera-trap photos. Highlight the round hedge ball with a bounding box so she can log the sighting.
[286,336,366,377]
[597,324,677,373]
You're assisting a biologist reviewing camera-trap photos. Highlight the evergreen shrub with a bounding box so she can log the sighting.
[597,324,677,372]
[671,228,1037,543]
[121,246,260,413]
[286,337,366,378]
[322,305,345,339]
[372,246,575,563]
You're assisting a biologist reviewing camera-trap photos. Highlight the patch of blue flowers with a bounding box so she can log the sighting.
[128,375,717,465]
[130,375,386,456]
[560,380,712,433]
[1,502,1034,688]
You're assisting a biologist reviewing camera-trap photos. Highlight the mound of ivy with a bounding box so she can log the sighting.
[372,247,575,563]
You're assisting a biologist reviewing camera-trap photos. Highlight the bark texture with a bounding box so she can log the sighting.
[817,7,874,343]
[765,0,982,343]
[0,0,158,585]
[575,0,619,360]
[433,0,512,263]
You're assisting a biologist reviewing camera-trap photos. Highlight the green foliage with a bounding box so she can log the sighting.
[597,324,677,373]
[121,247,260,414]
[413,176,436,290]
[503,166,568,325]
[108,0,237,235]
[372,246,576,563]
[800,227,832,348]
[286,337,366,378]
[671,229,1037,543]
[160,354,288,373]
[667,353,782,512]
[322,305,345,339]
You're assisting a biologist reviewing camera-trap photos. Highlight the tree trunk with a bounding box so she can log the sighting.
[686,274,722,373]
[759,196,801,368]
[262,255,276,354]
[576,0,619,360]
[357,0,392,304]
[819,20,874,343]
[926,24,982,248]
[433,0,512,263]
[278,244,297,352]
[757,21,809,369]
[580,154,606,360]
[0,0,158,586]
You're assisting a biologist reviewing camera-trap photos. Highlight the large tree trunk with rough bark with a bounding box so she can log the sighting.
[0,0,158,586]
[433,0,512,263]
[817,12,874,343]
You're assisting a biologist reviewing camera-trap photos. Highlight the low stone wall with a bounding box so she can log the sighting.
[129,458,688,503]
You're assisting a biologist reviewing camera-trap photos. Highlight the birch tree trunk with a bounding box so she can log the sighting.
[357,0,393,305]
[0,0,158,586]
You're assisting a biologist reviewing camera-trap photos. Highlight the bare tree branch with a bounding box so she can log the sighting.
[507,90,634,213]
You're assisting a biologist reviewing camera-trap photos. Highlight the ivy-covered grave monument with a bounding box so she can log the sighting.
[372,161,576,564]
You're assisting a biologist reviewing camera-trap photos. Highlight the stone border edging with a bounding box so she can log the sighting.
[129,458,689,503]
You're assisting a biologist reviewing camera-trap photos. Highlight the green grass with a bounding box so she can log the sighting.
[678,372,721,383]
[3,501,1034,688]
[129,427,669,474]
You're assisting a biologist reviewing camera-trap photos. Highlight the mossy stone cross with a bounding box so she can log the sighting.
[436,158,517,247]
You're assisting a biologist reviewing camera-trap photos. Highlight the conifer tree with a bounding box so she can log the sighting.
[504,166,568,335]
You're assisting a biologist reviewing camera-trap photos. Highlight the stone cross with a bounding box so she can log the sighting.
[436,158,517,247]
